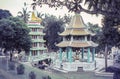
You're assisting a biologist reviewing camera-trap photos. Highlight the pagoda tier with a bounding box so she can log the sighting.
[28,12,47,58]
[56,41,98,48]
[57,13,97,48]
[59,14,94,36]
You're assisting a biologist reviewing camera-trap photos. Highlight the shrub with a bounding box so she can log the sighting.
[8,61,15,70]
[42,75,51,79]
[16,64,25,75]
[29,71,36,79]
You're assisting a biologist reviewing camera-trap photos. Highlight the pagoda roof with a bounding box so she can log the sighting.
[60,28,92,36]
[69,14,85,29]
[60,14,94,36]
[56,41,98,48]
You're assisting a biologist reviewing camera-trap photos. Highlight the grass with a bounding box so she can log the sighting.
[0,57,113,79]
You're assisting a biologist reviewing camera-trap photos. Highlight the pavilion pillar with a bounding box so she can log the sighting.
[85,36,87,41]
[29,51,32,61]
[82,48,84,59]
[37,50,40,56]
[68,47,72,63]
[66,48,69,60]
[87,48,90,63]
[92,48,95,62]
[59,48,62,62]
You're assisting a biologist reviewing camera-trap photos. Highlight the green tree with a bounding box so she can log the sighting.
[84,0,120,71]
[84,0,120,16]
[87,22,102,34]
[97,16,120,71]
[43,15,64,52]
[0,9,12,19]
[58,14,71,24]
[36,11,44,19]
[0,17,32,61]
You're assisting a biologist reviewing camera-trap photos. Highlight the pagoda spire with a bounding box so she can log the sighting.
[69,13,85,29]
[31,12,42,23]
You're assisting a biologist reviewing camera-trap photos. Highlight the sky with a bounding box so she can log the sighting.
[0,0,103,27]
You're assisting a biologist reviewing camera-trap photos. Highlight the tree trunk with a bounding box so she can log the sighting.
[105,44,108,72]
[10,52,13,61]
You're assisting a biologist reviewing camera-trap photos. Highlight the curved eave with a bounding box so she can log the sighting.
[56,41,98,48]
[28,25,44,29]
[59,29,71,36]
[87,41,98,47]
[32,39,46,42]
[30,47,47,50]
[56,41,70,47]
[29,32,45,35]
[59,29,91,36]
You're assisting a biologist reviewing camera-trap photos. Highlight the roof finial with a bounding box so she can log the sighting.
[31,12,42,22]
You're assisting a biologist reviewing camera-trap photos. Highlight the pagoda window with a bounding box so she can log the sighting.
[77,36,85,41]
[65,35,71,41]
[32,35,37,39]
[35,35,37,39]
[73,36,85,41]
[38,29,42,32]
[33,42,37,47]
[73,36,80,41]
[79,36,85,41]
[39,50,43,53]
[32,28,37,32]
[39,43,42,47]
[32,50,37,56]
[87,35,91,41]
[38,35,42,39]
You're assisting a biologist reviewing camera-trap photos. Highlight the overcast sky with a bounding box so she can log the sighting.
[0,0,103,27]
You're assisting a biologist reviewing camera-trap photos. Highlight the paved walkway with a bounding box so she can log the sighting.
[21,62,113,79]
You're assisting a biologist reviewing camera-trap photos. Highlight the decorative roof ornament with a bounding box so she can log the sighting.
[31,12,42,23]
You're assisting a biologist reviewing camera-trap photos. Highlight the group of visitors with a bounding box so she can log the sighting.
[32,58,52,70]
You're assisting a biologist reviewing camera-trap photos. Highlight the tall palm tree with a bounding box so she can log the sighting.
[17,3,31,23]
[36,11,44,19]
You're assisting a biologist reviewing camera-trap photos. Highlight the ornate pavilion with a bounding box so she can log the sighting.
[56,13,98,71]
[27,12,47,61]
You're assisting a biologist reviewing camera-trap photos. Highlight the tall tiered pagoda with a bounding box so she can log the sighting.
[56,13,98,71]
[28,12,47,61]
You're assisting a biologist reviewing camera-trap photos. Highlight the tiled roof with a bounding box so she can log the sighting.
[59,14,93,36]
[56,41,98,48]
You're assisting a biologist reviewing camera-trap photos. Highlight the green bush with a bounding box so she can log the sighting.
[29,71,36,79]
[42,75,51,79]
[16,64,25,75]
[8,61,15,70]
